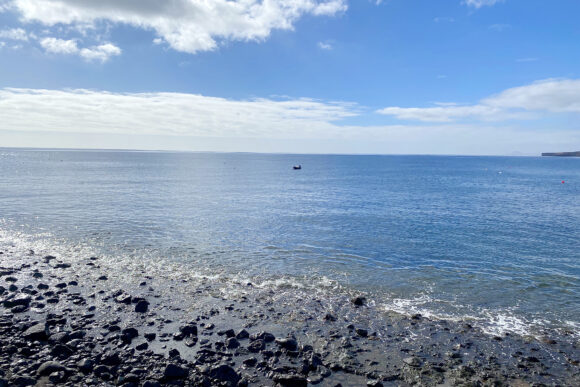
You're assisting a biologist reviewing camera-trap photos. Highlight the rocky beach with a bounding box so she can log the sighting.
[1,244,579,387]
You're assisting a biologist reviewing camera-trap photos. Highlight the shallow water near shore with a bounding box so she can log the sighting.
[0,148,579,340]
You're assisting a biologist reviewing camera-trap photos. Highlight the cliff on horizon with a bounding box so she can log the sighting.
[541,151,580,157]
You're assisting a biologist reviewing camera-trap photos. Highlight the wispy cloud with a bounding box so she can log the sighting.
[463,0,504,8]
[434,17,455,23]
[377,79,580,122]
[7,0,347,54]
[516,57,539,63]
[489,23,511,32]
[40,38,121,62]
[318,41,333,50]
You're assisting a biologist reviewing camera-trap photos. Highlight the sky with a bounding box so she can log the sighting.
[0,0,579,155]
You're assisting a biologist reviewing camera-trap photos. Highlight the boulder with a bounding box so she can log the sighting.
[164,364,188,379]
[208,364,240,384]
[37,361,67,376]
[135,300,149,313]
[273,374,308,387]
[24,323,49,341]
[276,338,298,351]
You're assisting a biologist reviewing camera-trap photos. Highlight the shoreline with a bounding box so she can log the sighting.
[1,247,579,386]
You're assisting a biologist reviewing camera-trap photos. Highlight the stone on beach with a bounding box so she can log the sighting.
[23,323,49,341]
[163,364,188,379]
[135,299,149,313]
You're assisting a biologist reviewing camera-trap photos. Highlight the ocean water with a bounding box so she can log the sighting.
[0,149,578,337]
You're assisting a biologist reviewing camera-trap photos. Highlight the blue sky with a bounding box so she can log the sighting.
[0,0,579,155]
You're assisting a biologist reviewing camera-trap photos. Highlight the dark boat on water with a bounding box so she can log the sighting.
[293,165,302,170]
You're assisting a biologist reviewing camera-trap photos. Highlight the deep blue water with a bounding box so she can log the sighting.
[1,149,579,335]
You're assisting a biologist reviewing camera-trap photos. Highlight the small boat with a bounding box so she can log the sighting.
[293,165,302,170]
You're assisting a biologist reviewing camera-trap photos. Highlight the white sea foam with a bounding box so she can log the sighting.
[2,226,578,341]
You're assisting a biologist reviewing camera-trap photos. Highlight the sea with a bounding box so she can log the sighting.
[0,148,578,338]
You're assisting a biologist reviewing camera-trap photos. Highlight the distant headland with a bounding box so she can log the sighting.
[542,151,580,157]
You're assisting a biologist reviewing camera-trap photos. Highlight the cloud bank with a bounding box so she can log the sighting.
[7,0,347,54]
[378,79,580,122]
[0,88,357,138]
[0,86,577,155]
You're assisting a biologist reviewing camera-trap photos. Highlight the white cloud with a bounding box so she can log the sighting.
[0,27,31,41]
[318,41,333,50]
[377,79,580,122]
[0,41,5,48]
[40,37,78,54]
[39,37,121,62]
[0,87,577,155]
[0,88,358,138]
[9,0,347,54]
[516,57,538,63]
[489,23,510,32]
[79,43,121,63]
[433,17,455,23]
[463,0,503,8]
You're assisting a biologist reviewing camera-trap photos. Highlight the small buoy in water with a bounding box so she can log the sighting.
[562,180,565,184]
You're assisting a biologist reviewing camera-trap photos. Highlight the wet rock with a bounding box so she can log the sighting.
[351,296,366,306]
[136,342,149,351]
[5,276,18,282]
[97,275,108,281]
[4,294,31,308]
[11,305,28,313]
[179,323,198,336]
[273,374,308,387]
[218,328,236,338]
[122,327,139,343]
[403,356,422,368]
[37,283,49,290]
[43,255,56,262]
[77,358,94,372]
[355,328,368,337]
[118,373,140,384]
[309,354,323,370]
[168,348,180,358]
[243,357,258,367]
[276,338,298,351]
[23,323,49,341]
[367,381,383,387]
[164,364,188,379]
[51,343,74,358]
[252,331,275,342]
[116,294,132,304]
[55,282,67,289]
[54,263,71,269]
[101,351,122,366]
[0,285,5,295]
[37,361,67,376]
[135,300,149,313]
[94,365,110,376]
[324,313,337,321]
[142,381,161,387]
[248,339,265,352]
[236,329,250,339]
[11,375,35,386]
[208,364,241,385]
[226,337,240,349]
[144,332,156,341]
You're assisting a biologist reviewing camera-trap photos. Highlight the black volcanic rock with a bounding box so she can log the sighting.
[23,323,49,341]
